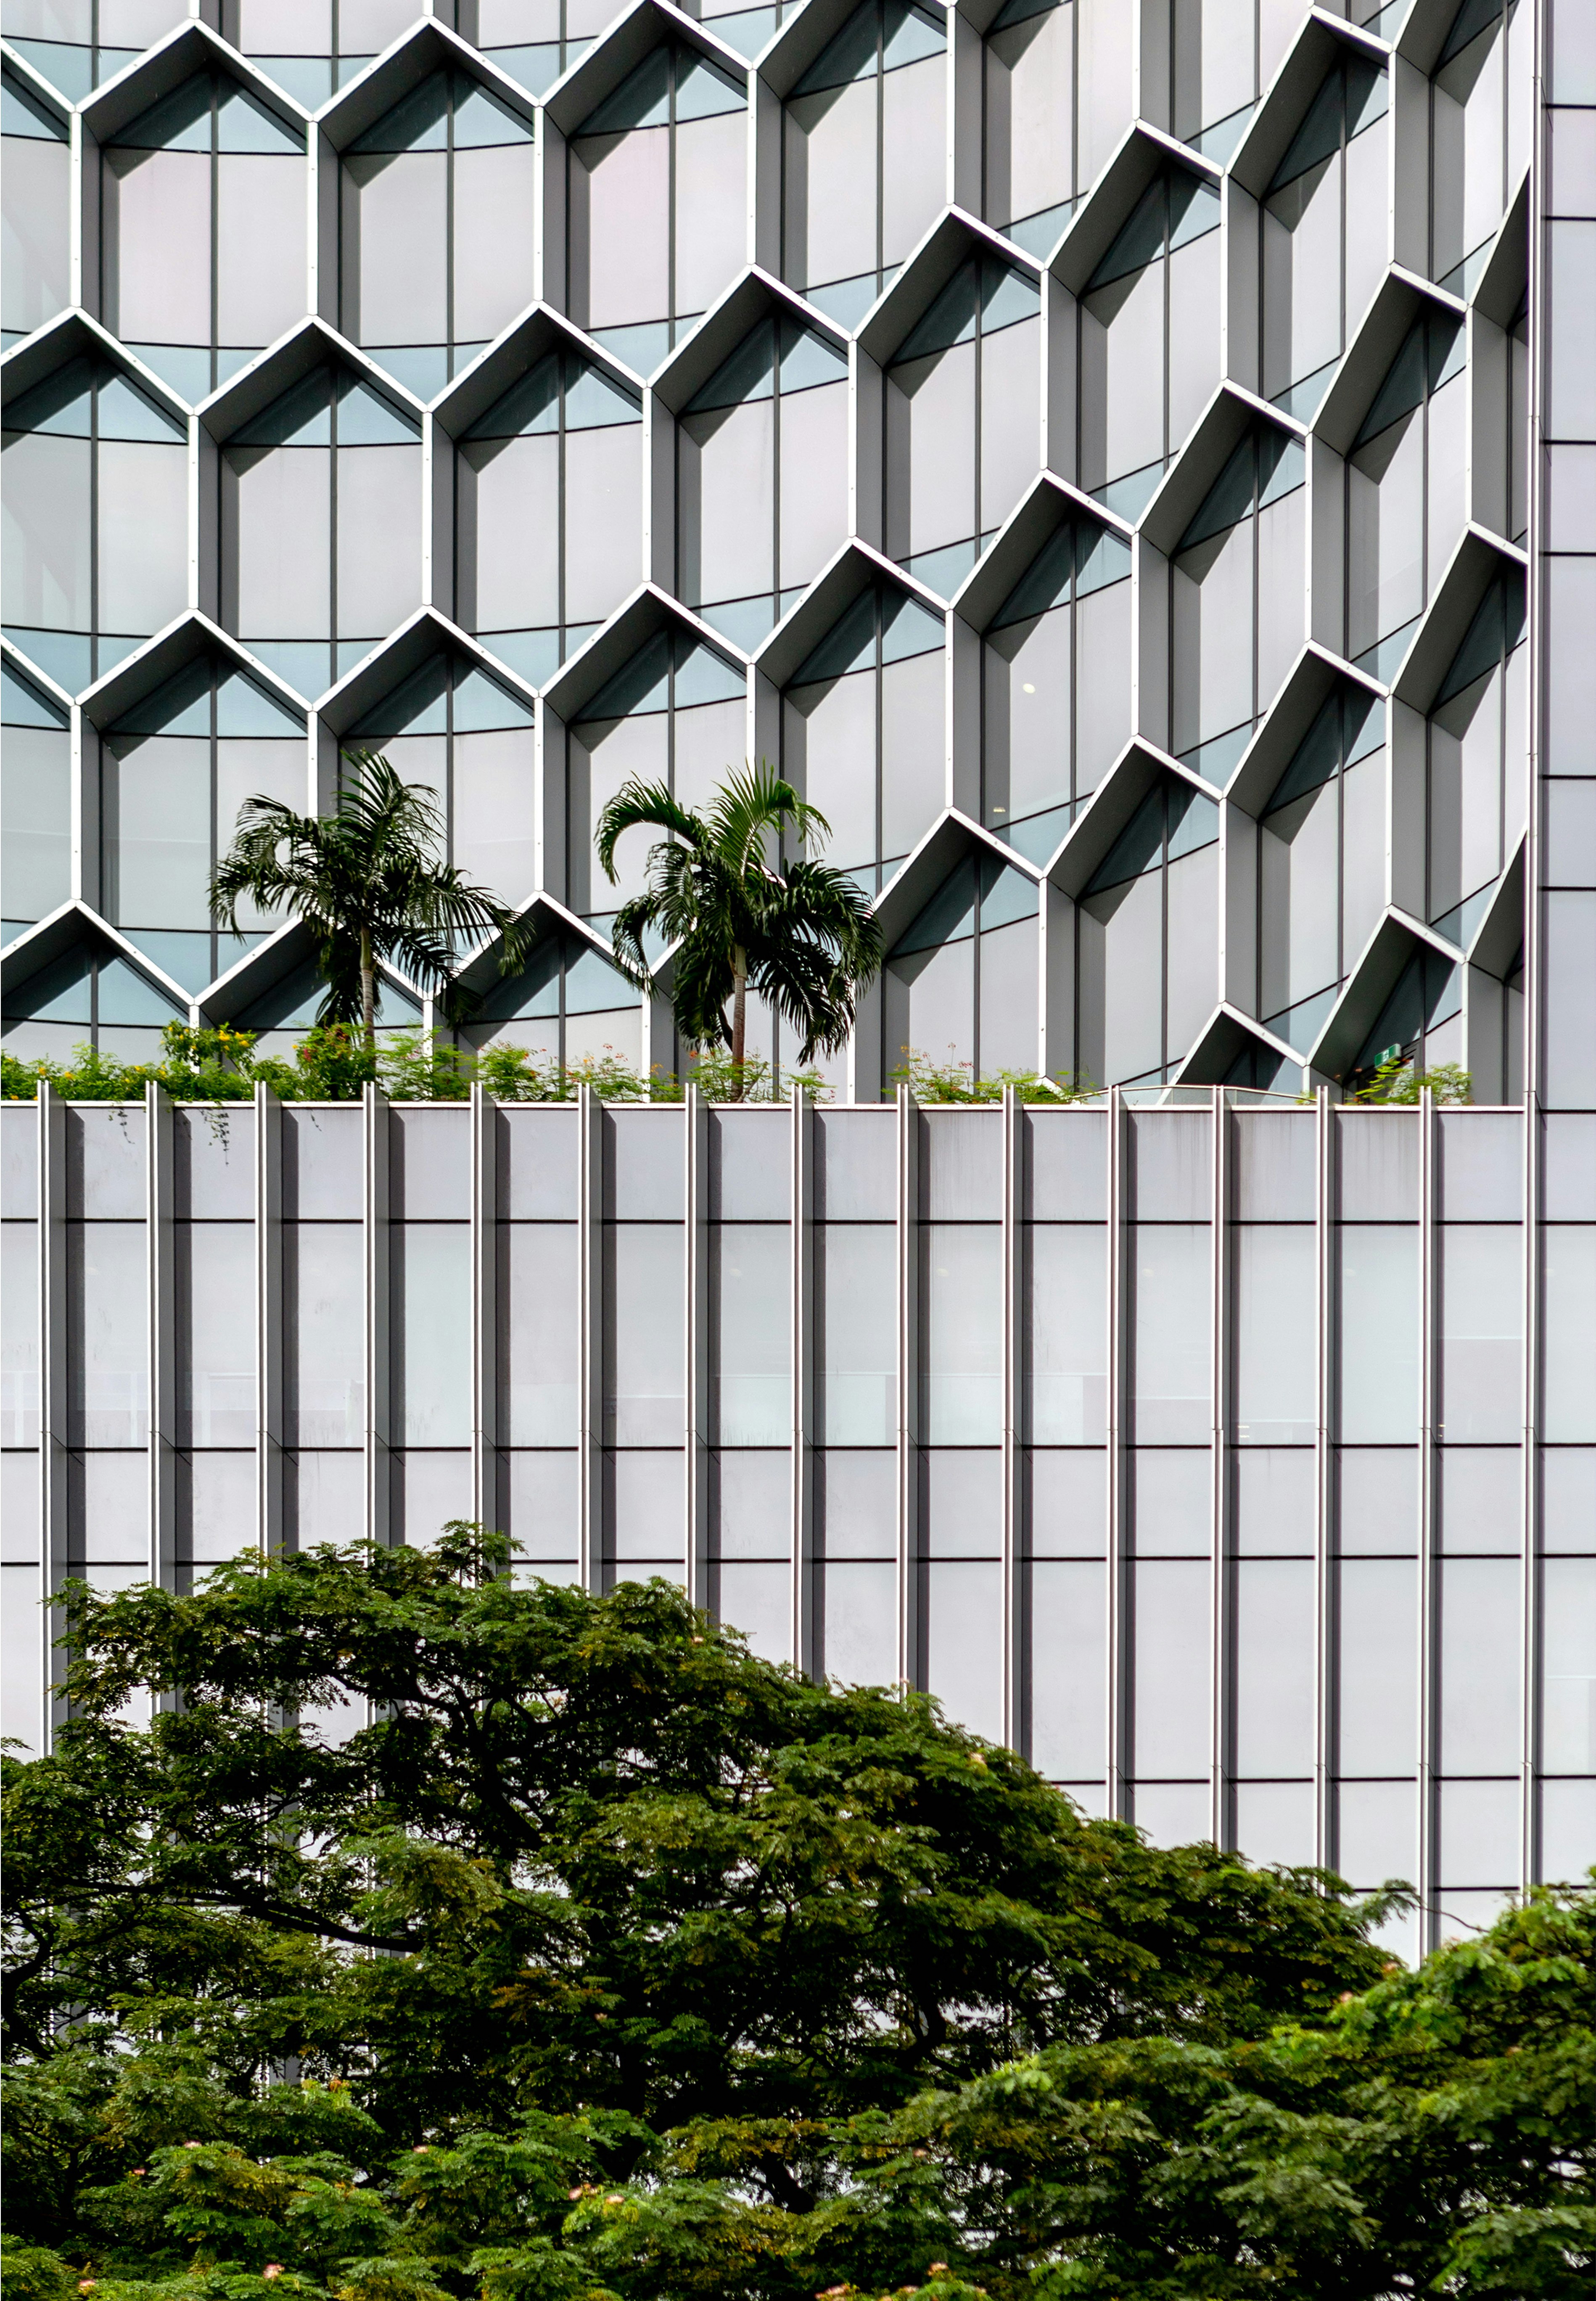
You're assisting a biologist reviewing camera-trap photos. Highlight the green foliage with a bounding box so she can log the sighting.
[5,1539,1591,2299]
[888,1049,1098,1104]
[209,753,531,1042]
[595,764,882,1090]
[1350,1055,1473,1104]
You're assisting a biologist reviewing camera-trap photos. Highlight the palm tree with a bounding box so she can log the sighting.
[210,750,532,1050]
[595,764,881,1098]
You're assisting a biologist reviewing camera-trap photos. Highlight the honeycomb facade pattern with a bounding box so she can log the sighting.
[0,0,1538,1095]
[5,0,1596,1957]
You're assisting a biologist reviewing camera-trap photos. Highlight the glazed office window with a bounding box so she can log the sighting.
[1257,683,1387,1055]
[457,349,642,689]
[1345,310,1467,680]
[2,71,71,348]
[467,929,641,1065]
[347,651,536,905]
[341,69,536,402]
[677,312,849,650]
[884,254,1040,597]
[2,355,188,697]
[1170,0,1305,163]
[1076,774,1219,1086]
[1170,422,1304,783]
[461,0,618,98]
[883,850,1040,1087]
[565,629,747,916]
[227,0,421,111]
[782,0,946,330]
[780,582,946,888]
[1506,294,1528,546]
[219,365,422,700]
[0,937,185,1061]
[1351,943,1466,1084]
[1078,164,1221,519]
[1260,50,1389,420]
[1,0,182,101]
[1426,571,1528,949]
[1,657,71,943]
[101,654,306,993]
[980,515,1131,863]
[101,72,306,405]
[1430,0,1531,299]
[981,0,1132,256]
[567,42,748,378]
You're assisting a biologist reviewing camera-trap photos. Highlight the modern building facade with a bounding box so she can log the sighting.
[1,0,1592,1953]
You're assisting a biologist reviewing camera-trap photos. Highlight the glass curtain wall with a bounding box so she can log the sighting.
[676,312,849,649]
[780,581,945,889]
[1171,0,1305,161]
[344,650,536,904]
[883,849,1039,1084]
[101,654,306,993]
[2,69,71,349]
[981,0,1132,255]
[1,934,184,1058]
[1430,0,1530,298]
[884,253,1040,595]
[1170,421,1305,783]
[1076,773,1219,1084]
[1260,49,1389,420]
[100,72,306,404]
[782,0,946,329]
[1426,570,1527,948]
[219,364,422,698]
[1,0,182,101]
[341,70,536,402]
[1345,309,1467,679]
[468,929,641,1063]
[566,42,747,376]
[565,628,747,915]
[2,356,188,695]
[455,348,642,688]
[1,655,71,944]
[1078,165,1221,519]
[460,0,635,99]
[1256,683,1387,1053]
[227,0,420,111]
[979,514,1131,862]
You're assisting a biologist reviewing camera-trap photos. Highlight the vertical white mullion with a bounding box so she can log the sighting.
[896,1084,918,1694]
[791,1083,814,1677]
[146,1083,174,1595]
[1416,1087,1438,1949]
[577,1085,602,1594]
[1210,1086,1229,1850]
[1105,1084,1126,1817]
[685,1089,708,1611]
[1520,1090,1538,1894]
[37,1083,67,1756]
[1314,1084,1334,1871]
[363,1082,391,1546]
[255,1082,283,1555]
[470,1083,497,1534]
[1001,1085,1023,1750]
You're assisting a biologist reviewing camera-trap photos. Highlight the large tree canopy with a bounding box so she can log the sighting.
[3,1534,1591,2300]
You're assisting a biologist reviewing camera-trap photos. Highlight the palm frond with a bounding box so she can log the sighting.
[595,779,706,884]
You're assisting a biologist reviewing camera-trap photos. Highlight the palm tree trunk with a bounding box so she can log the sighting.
[730,948,747,1100]
[360,928,375,1053]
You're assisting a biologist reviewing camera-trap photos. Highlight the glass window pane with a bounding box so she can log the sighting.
[1439,1225,1522,1442]
[922,1558,1003,1738]
[1231,1447,1316,1555]
[920,1224,1002,1441]
[919,1447,1001,1557]
[285,1222,365,1444]
[1233,1225,1316,1441]
[1131,1447,1210,1556]
[1543,1225,1596,1441]
[177,1222,255,1445]
[1233,1557,1316,1777]
[1025,1224,1107,1443]
[70,1222,148,1445]
[501,1224,577,1443]
[604,1224,684,1445]
[822,1557,898,1684]
[818,1224,897,1443]
[1338,1224,1418,1442]
[1437,1446,1521,1552]
[1131,1223,1210,1442]
[502,1449,579,1566]
[1132,1556,1211,1777]
[1437,1554,1521,1773]
[712,1224,790,1444]
[1337,1446,1418,1553]
[607,1447,684,1561]
[1028,1557,1105,1779]
[1337,1556,1416,1775]
[1543,1557,1596,1773]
